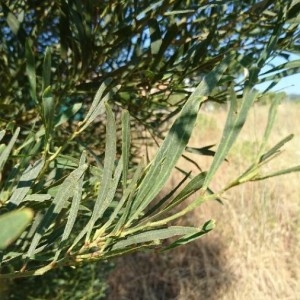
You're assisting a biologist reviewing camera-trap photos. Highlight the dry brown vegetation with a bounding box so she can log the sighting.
[107,101,300,300]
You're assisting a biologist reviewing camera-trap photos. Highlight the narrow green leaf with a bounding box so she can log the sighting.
[166,172,207,211]
[8,159,44,207]
[26,162,88,258]
[2,251,23,265]
[15,127,44,153]
[90,103,117,217]
[79,103,122,241]
[185,145,216,157]
[21,212,43,252]
[51,152,87,260]
[24,194,52,202]
[69,160,123,249]
[122,110,130,190]
[203,87,257,188]
[260,59,300,76]
[128,56,231,223]
[258,66,300,87]
[42,47,51,91]
[96,163,144,237]
[259,134,294,163]
[69,104,120,248]
[163,220,215,251]
[164,10,195,15]
[111,226,201,251]
[55,154,79,169]
[142,172,191,219]
[79,80,113,132]
[25,40,37,105]
[42,86,55,138]
[112,163,145,235]
[92,158,123,240]
[0,209,34,250]
[55,103,82,127]
[257,93,281,160]
[0,130,5,142]
[85,81,108,121]
[0,127,20,173]
[144,172,207,224]
[256,20,283,71]
[61,152,86,242]
[6,11,20,35]
[254,165,300,181]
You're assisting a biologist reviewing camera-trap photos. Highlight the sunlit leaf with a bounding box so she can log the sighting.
[203,86,257,189]
[259,134,294,163]
[128,56,231,223]
[27,162,88,258]
[111,226,201,251]
[164,220,215,250]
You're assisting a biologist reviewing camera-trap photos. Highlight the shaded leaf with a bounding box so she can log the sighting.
[42,47,52,91]
[186,145,216,157]
[25,40,37,105]
[42,86,55,139]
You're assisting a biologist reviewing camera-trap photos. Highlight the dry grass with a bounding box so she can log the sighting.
[107,101,300,300]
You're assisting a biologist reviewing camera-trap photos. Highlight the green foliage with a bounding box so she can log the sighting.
[1,0,299,140]
[4,262,111,300]
[0,208,33,250]
[0,1,299,294]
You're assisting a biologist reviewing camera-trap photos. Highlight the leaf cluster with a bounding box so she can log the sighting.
[0,0,299,280]
[1,1,299,137]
